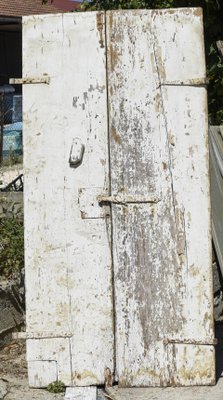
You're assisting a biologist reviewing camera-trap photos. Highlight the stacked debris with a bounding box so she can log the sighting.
[209,125,223,320]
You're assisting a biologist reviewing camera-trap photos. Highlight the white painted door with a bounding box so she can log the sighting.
[106,8,215,387]
[23,8,215,389]
[23,11,114,388]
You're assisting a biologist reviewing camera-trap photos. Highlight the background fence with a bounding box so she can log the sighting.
[0,85,22,166]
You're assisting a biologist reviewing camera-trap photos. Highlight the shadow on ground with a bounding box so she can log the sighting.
[215,321,223,381]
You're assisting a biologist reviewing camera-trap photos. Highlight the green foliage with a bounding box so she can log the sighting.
[47,381,66,393]
[0,204,24,277]
[82,0,174,11]
[82,0,223,125]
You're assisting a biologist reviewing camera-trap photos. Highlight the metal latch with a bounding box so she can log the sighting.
[79,188,110,219]
[12,331,73,340]
[158,77,208,88]
[10,76,50,85]
[97,194,160,205]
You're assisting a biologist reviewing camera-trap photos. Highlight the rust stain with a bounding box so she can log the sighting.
[154,46,166,82]
[193,8,202,17]
[120,367,161,387]
[109,43,119,72]
[204,311,211,324]
[80,210,87,219]
[189,264,200,277]
[167,9,176,15]
[96,12,104,48]
[150,52,157,75]
[177,364,214,382]
[177,231,185,256]
[162,162,167,170]
[73,370,100,384]
[104,367,113,387]
[111,126,122,145]
[154,92,161,113]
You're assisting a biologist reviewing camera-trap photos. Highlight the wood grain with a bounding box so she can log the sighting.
[106,9,214,386]
[23,12,114,387]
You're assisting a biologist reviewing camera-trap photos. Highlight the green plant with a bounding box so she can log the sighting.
[47,381,66,393]
[0,204,24,277]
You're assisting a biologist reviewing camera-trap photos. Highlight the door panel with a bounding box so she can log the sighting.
[23,9,214,389]
[23,12,114,387]
[106,9,214,386]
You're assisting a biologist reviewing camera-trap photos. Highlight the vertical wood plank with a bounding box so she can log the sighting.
[106,10,183,387]
[152,8,215,385]
[106,9,214,386]
[28,360,58,388]
[23,12,114,387]
[65,387,97,400]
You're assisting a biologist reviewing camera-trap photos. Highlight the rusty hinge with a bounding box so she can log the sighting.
[12,331,73,340]
[97,194,160,205]
[9,76,50,85]
[163,337,217,346]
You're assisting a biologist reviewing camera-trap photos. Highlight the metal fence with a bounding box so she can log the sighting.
[0,88,23,166]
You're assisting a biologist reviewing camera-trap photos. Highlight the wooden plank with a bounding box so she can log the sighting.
[150,7,206,84]
[28,361,58,388]
[23,12,114,387]
[153,8,215,385]
[159,85,215,386]
[106,9,214,387]
[26,338,72,385]
[65,387,97,400]
[106,10,182,387]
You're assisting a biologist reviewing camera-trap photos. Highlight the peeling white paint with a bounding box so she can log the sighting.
[106,8,214,387]
[23,8,214,389]
[23,12,113,388]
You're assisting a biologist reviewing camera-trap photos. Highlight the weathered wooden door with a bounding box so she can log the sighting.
[22,8,215,389]
[23,12,114,388]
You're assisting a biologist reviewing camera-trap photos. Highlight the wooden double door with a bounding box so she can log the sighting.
[23,9,215,388]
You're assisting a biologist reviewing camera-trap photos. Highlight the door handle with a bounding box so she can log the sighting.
[97,194,160,205]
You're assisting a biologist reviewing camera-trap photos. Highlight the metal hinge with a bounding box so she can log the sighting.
[97,194,160,205]
[163,337,217,346]
[12,331,73,340]
[158,77,208,88]
[10,76,50,85]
